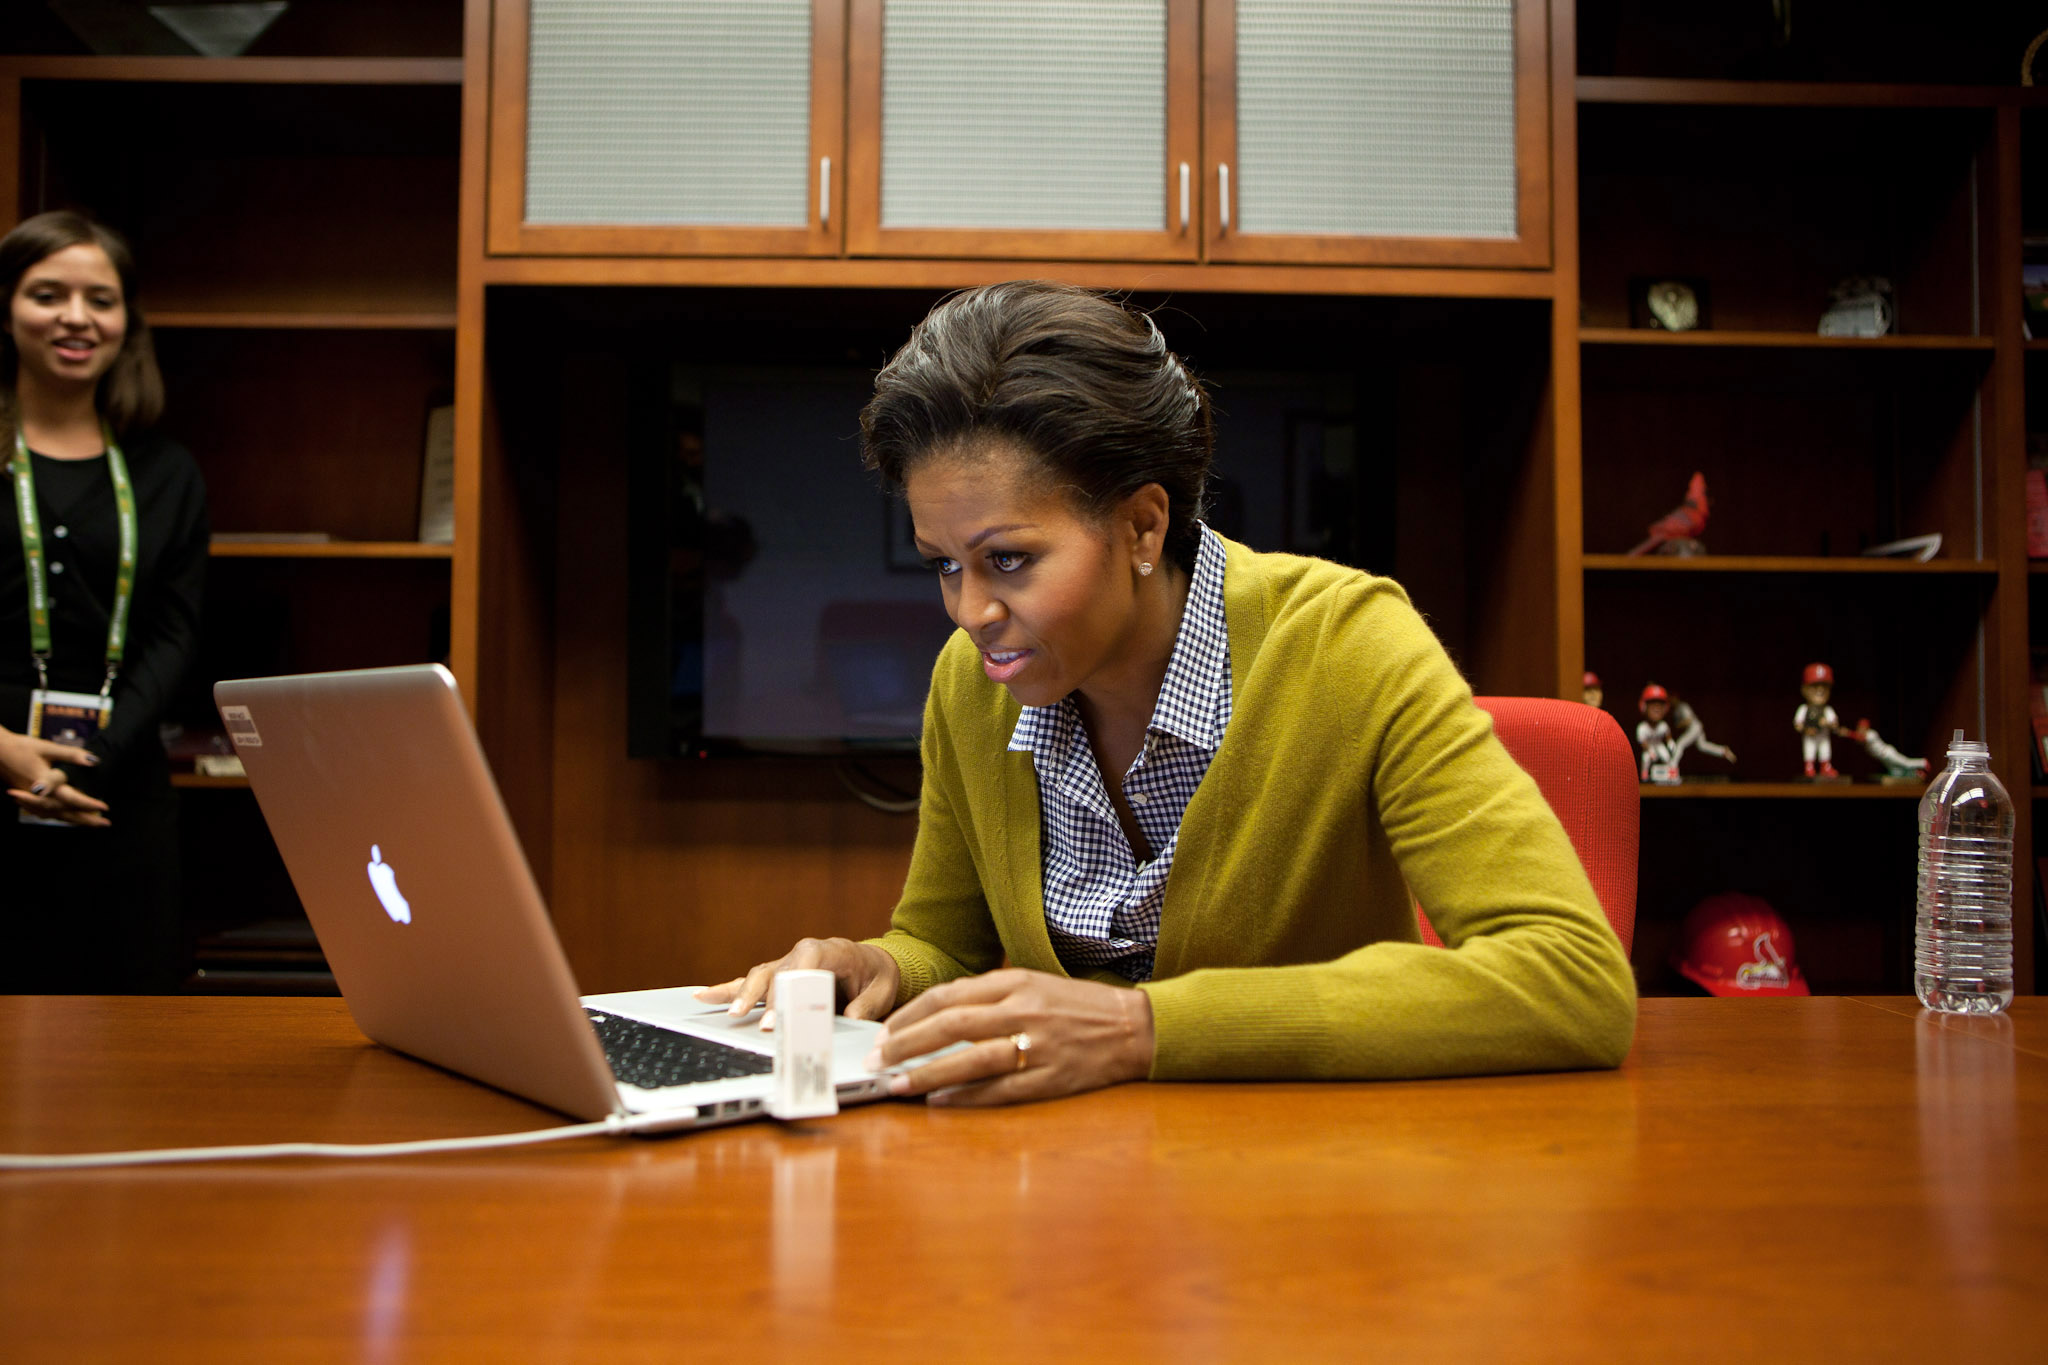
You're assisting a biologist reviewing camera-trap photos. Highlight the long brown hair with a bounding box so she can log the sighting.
[0,211,164,437]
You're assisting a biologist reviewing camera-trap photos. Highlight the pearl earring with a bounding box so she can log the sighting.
[1139,562,1154,577]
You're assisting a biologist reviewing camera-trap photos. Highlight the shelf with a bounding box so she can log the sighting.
[0,56,462,85]
[1576,77,2005,108]
[208,540,452,560]
[1640,782,1926,798]
[1579,327,1994,351]
[1584,554,1997,575]
[171,773,250,790]
[151,311,457,331]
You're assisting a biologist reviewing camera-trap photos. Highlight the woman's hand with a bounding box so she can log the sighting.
[0,728,108,828]
[865,968,1154,1107]
[695,937,902,1029]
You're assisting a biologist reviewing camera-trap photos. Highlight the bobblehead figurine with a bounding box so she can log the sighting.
[1848,718,1928,783]
[1794,662,1848,780]
[1637,683,1736,784]
[1637,684,1681,784]
[1583,671,1604,709]
[1668,692,1737,774]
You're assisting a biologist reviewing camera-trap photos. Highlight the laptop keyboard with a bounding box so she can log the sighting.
[585,1010,774,1090]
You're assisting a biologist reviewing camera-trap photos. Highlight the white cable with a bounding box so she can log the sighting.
[0,1113,665,1170]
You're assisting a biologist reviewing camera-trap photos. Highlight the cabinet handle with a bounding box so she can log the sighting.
[1179,161,1190,233]
[820,156,831,229]
[1218,163,1230,233]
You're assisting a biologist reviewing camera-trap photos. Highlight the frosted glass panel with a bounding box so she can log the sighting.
[882,0,1166,231]
[526,0,812,227]
[1237,0,1516,238]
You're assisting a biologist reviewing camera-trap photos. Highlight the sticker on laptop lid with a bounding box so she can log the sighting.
[220,705,262,748]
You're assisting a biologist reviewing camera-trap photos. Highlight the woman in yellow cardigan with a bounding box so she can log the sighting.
[701,281,1635,1105]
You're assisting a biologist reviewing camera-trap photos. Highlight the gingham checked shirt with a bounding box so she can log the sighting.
[1007,524,1232,981]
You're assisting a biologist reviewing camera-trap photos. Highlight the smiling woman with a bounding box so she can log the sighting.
[0,212,210,992]
[698,281,1635,1106]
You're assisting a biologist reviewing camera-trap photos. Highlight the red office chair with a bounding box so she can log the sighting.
[1415,697,1638,957]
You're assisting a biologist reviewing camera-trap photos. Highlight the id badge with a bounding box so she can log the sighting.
[19,689,109,826]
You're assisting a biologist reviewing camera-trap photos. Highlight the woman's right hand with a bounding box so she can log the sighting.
[695,937,901,1029]
[0,728,109,828]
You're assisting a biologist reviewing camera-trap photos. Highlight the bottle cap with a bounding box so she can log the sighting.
[1946,728,1987,760]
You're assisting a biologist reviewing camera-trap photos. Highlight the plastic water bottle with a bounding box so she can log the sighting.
[1914,730,2014,1014]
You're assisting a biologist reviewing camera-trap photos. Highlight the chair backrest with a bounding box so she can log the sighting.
[1415,696,1638,957]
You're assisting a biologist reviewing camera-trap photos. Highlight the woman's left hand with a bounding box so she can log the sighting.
[864,968,1155,1107]
[0,728,109,827]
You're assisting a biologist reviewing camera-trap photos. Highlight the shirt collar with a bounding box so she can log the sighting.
[1008,523,1230,756]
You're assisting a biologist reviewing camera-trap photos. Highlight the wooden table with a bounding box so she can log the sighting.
[2,995,2043,1362]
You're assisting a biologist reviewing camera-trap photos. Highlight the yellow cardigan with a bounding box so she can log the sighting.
[870,537,1637,1080]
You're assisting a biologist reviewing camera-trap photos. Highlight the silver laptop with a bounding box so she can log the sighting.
[215,664,893,1130]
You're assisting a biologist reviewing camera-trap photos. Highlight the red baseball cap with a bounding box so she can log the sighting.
[1672,893,1810,997]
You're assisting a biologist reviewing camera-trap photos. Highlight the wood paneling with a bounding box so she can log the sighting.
[1992,105,2035,994]
[156,330,453,541]
[479,252,1558,297]
[1578,76,2010,108]
[449,0,491,714]
[542,352,908,990]
[19,78,460,316]
[0,56,461,83]
[1550,0,1583,700]
[1577,100,1989,336]
[0,77,16,232]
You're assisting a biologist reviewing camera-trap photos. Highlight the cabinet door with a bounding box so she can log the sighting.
[847,0,1201,261]
[1203,0,1549,267]
[488,0,844,255]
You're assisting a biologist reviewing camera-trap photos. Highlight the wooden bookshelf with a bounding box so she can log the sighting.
[1638,783,1927,800]
[1576,77,2005,108]
[1579,327,1994,351]
[1570,9,2032,994]
[151,312,458,331]
[0,56,462,85]
[1582,554,1997,575]
[0,0,464,949]
[208,541,453,560]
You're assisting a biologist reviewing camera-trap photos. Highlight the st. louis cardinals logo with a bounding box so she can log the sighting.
[1734,931,1791,990]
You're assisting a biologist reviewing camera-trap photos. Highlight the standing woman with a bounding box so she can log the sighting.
[704,280,1634,1103]
[0,211,208,992]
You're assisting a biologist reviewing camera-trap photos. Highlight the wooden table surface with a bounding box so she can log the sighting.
[2,994,2043,1362]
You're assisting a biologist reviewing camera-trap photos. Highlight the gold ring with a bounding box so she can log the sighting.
[1010,1032,1032,1071]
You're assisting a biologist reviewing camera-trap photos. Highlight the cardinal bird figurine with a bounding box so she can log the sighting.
[1629,471,1709,556]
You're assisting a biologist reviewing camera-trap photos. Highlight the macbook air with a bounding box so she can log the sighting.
[215,664,893,1130]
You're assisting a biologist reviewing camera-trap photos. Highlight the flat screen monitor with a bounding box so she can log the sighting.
[628,357,1365,758]
[629,365,954,756]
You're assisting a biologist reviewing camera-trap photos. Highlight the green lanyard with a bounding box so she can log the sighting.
[10,421,137,702]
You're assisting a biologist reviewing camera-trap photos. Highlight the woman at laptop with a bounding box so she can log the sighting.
[701,282,1634,1104]
[0,212,208,991]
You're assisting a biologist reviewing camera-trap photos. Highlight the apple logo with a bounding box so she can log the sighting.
[366,845,411,924]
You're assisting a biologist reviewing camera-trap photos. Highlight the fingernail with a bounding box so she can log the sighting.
[727,1001,746,1015]
[887,1074,910,1096]
[861,1047,882,1072]
[29,782,47,796]
[759,1009,776,1031]
[81,754,98,766]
